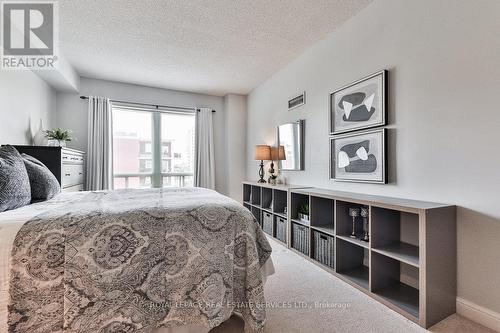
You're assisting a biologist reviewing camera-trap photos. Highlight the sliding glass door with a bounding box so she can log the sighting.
[112,105,195,189]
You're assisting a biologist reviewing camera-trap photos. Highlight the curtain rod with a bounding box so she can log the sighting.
[79,95,215,113]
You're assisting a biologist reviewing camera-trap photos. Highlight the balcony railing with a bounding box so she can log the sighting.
[113,172,194,189]
[161,172,193,187]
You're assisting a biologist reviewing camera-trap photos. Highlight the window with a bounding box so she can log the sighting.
[139,160,152,172]
[140,142,152,154]
[112,105,195,189]
[162,142,170,156]
[161,113,195,187]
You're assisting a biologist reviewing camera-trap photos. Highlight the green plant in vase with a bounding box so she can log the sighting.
[45,128,72,147]
[268,174,278,185]
[297,203,309,223]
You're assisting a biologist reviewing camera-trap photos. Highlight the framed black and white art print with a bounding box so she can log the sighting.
[330,70,387,135]
[330,128,386,184]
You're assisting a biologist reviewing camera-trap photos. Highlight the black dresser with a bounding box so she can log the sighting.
[13,145,86,192]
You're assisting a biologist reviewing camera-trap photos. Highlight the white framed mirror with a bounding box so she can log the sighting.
[277,120,304,171]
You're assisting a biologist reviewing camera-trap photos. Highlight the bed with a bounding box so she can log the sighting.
[0,187,274,333]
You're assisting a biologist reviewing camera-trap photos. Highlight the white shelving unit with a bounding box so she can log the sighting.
[243,182,456,328]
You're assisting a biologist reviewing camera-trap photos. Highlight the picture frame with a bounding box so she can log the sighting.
[330,128,386,184]
[330,70,387,135]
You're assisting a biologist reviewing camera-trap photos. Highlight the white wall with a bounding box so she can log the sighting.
[247,0,500,317]
[56,77,227,194]
[224,94,247,201]
[0,71,56,144]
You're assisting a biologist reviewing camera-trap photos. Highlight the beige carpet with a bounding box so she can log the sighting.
[211,237,495,333]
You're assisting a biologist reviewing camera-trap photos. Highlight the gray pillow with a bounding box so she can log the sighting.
[21,153,60,202]
[0,146,31,212]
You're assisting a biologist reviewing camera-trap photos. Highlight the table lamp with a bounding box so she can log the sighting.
[269,145,286,174]
[254,145,271,183]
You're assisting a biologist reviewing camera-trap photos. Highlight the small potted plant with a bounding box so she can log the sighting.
[45,128,73,147]
[297,203,309,224]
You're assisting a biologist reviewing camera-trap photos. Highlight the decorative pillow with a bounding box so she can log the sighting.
[21,153,61,202]
[0,145,31,212]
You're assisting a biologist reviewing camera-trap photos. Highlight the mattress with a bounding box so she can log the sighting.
[0,188,274,333]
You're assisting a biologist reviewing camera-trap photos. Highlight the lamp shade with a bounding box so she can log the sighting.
[271,145,286,161]
[254,145,271,160]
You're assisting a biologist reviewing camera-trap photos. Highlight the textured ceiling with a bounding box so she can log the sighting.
[59,0,372,96]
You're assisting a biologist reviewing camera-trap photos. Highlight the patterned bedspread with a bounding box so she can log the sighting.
[7,188,272,333]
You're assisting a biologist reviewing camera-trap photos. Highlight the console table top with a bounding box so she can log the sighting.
[242,180,309,191]
[291,187,453,211]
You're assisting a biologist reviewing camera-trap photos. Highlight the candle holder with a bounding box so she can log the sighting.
[348,207,360,238]
[361,207,369,242]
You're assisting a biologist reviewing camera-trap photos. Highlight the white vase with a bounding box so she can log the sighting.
[47,139,66,147]
[33,119,48,146]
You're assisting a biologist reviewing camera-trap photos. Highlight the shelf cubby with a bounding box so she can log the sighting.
[291,192,310,225]
[312,230,335,269]
[261,187,273,209]
[274,215,287,243]
[371,251,420,319]
[251,206,261,227]
[251,185,261,205]
[273,189,287,216]
[336,200,368,242]
[310,196,335,236]
[371,207,419,267]
[291,222,310,256]
[336,238,369,290]
[262,210,273,236]
[243,184,251,203]
[291,218,310,228]
[336,234,369,249]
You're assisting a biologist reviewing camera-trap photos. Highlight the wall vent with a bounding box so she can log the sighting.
[288,91,306,110]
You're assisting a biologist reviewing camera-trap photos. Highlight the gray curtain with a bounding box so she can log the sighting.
[194,108,215,189]
[86,96,113,190]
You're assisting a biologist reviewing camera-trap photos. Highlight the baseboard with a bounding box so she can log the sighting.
[457,297,500,332]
